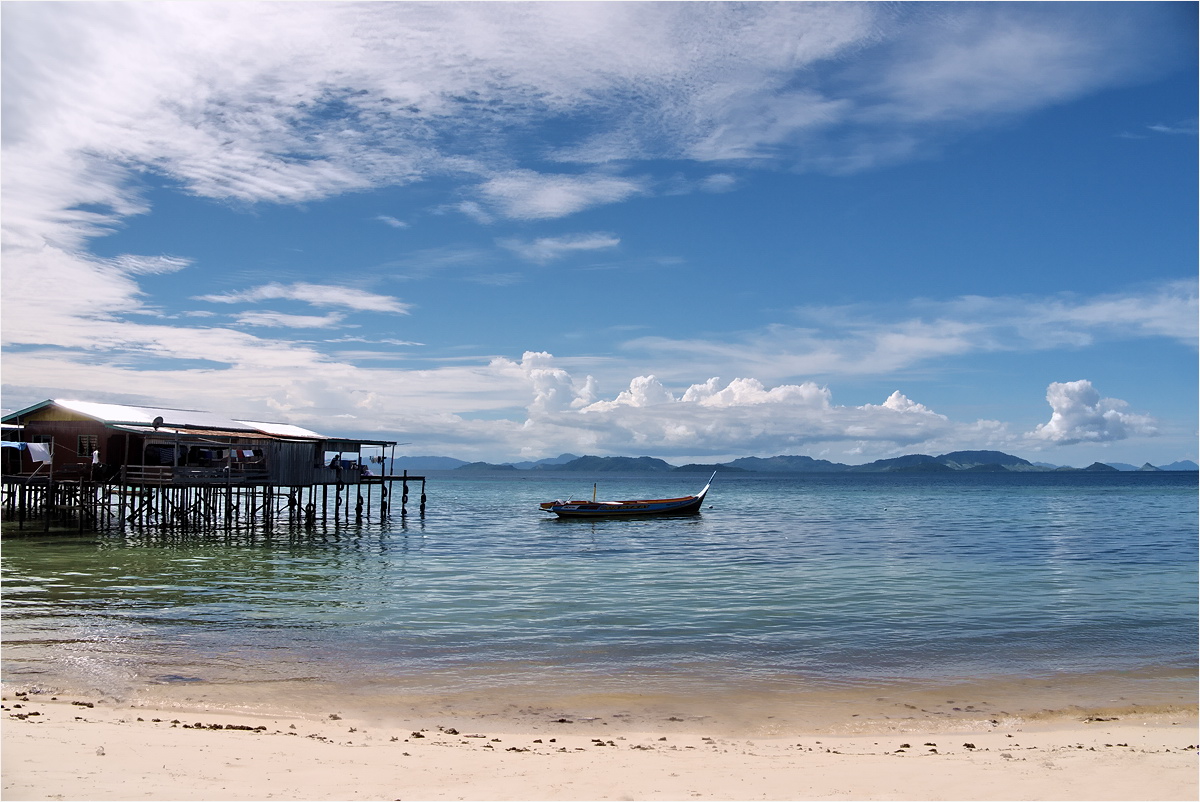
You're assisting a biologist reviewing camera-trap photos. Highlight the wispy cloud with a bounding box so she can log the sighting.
[477,171,646,220]
[105,254,193,275]
[1147,120,1199,136]
[195,282,411,314]
[498,233,620,264]
[324,336,424,347]
[1,3,1189,462]
[235,311,347,329]
[620,282,1199,385]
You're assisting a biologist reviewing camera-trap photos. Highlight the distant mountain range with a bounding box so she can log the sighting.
[391,452,1198,474]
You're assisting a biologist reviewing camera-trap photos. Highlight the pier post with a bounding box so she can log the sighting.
[118,469,126,533]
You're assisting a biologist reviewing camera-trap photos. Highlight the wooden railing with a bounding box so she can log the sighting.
[123,466,271,485]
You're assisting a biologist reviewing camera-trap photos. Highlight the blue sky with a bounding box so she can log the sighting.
[2,2,1196,466]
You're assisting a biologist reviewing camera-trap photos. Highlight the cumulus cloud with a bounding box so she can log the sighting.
[1,3,1189,462]
[485,355,1169,462]
[490,352,964,457]
[195,282,411,314]
[507,351,598,416]
[583,375,677,412]
[680,377,832,408]
[1030,380,1156,444]
[863,391,945,417]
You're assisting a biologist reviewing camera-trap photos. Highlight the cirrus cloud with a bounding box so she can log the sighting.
[498,232,620,264]
[194,282,411,314]
[235,311,347,329]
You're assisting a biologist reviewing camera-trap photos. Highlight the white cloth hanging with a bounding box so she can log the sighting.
[26,442,52,462]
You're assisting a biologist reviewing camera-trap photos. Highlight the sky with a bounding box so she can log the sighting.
[2,1,1196,467]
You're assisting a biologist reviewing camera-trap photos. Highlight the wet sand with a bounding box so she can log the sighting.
[3,680,1196,801]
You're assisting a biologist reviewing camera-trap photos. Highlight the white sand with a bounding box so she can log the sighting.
[3,691,1196,801]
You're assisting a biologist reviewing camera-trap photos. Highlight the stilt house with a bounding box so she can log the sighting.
[1,399,396,486]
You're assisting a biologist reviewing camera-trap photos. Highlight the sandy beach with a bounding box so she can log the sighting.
[3,685,1195,801]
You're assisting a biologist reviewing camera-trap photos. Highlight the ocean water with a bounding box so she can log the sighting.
[2,471,1196,725]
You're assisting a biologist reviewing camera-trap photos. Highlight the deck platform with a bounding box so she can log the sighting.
[1,470,427,535]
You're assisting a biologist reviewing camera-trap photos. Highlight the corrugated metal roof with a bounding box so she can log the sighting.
[52,399,253,431]
[107,424,290,441]
[236,420,326,439]
[5,399,393,447]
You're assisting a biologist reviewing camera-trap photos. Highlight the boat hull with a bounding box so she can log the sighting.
[539,478,712,518]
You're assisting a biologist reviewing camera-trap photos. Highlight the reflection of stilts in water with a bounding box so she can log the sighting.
[1,471,427,535]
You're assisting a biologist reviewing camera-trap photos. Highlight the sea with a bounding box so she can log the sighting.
[2,471,1196,731]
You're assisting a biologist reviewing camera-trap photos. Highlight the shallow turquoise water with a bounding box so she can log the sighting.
[2,472,1196,706]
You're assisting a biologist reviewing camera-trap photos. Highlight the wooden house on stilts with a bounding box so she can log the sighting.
[1,399,425,533]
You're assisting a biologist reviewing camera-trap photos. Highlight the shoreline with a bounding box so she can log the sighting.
[5,661,1195,734]
[4,680,1196,801]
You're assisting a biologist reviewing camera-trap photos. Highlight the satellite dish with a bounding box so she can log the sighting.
[152,416,164,430]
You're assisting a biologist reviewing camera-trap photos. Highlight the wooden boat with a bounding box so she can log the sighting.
[539,473,715,518]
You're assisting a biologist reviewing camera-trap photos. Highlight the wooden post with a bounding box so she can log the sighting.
[401,470,408,517]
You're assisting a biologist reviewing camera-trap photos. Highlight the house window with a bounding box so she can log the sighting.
[77,435,98,457]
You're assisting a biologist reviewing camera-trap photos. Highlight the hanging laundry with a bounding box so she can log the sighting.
[26,442,52,462]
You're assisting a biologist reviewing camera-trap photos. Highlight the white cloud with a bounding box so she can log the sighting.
[566,375,954,456]
[453,202,494,225]
[375,215,409,229]
[236,311,346,329]
[477,171,646,220]
[863,391,945,418]
[1146,120,1198,136]
[508,351,598,416]
[620,282,1198,385]
[1024,281,1199,346]
[498,233,620,264]
[3,3,1181,231]
[680,377,832,409]
[195,282,411,314]
[873,15,1113,124]
[0,3,1189,465]
[487,353,963,458]
[1030,380,1156,445]
[105,254,193,275]
[583,375,677,411]
[325,336,423,347]
[700,173,738,193]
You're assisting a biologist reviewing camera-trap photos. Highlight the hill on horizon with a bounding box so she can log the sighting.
[390,452,1198,474]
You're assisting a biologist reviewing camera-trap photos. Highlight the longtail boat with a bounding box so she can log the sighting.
[539,473,715,518]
